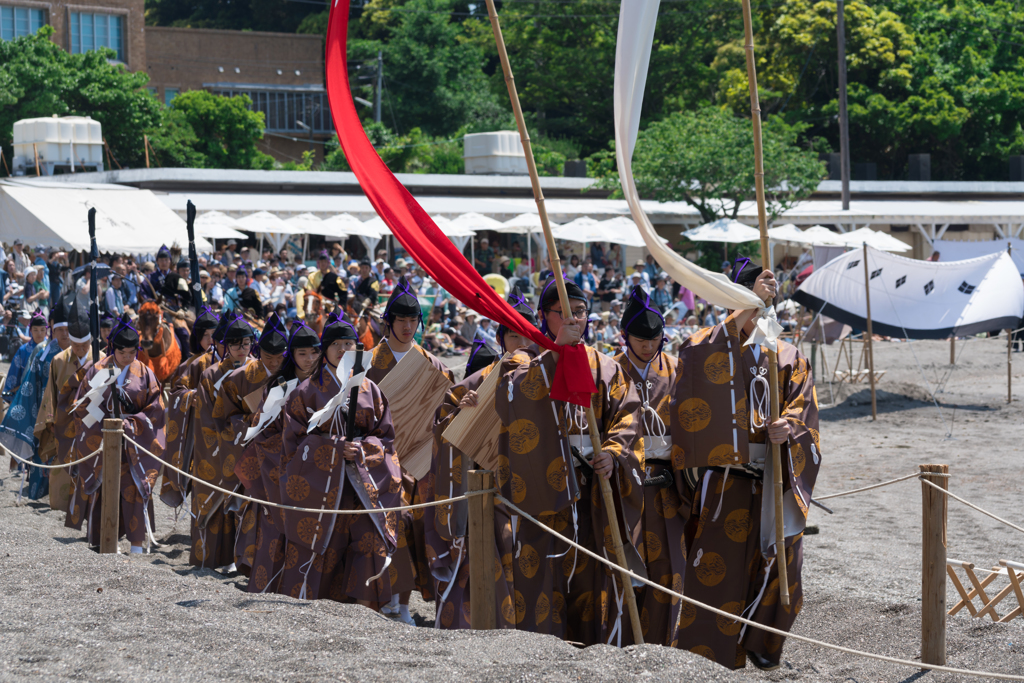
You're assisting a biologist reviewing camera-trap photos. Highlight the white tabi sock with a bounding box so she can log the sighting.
[399,604,411,621]
[129,546,144,554]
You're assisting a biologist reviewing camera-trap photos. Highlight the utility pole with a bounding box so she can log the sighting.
[375,50,383,124]
[837,0,851,210]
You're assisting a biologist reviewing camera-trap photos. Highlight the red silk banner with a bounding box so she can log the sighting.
[324,0,595,406]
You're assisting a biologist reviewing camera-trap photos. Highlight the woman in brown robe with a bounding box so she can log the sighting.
[70,314,166,553]
[160,307,222,509]
[236,320,322,594]
[613,285,687,647]
[211,312,288,575]
[425,286,536,629]
[365,277,454,623]
[189,313,254,570]
[277,311,403,606]
[671,262,820,671]
[493,279,644,646]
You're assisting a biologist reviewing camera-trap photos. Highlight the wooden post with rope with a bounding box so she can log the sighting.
[863,243,877,419]
[484,0,645,643]
[740,0,790,607]
[99,418,124,554]
[920,464,948,665]
[468,469,496,630]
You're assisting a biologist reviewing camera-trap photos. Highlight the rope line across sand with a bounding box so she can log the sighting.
[815,471,948,501]
[4,445,103,470]
[495,495,1024,681]
[118,435,494,515]
[920,477,1024,536]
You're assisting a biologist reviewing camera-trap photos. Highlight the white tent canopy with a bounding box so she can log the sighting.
[768,223,814,244]
[793,245,1023,339]
[682,218,761,244]
[932,238,1024,275]
[551,216,602,242]
[496,213,548,234]
[238,211,304,252]
[449,211,503,232]
[837,227,912,252]
[0,182,212,254]
[194,210,247,240]
[595,215,666,248]
[800,225,849,246]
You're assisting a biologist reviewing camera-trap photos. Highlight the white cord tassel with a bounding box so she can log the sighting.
[749,366,771,432]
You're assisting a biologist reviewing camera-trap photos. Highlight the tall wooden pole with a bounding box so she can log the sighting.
[741,0,790,608]
[468,470,496,630]
[837,0,851,210]
[99,418,123,554]
[484,0,645,643]
[863,243,877,419]
[144,134,150,169]
[1009,242,1013,404]
[920,464,948,666]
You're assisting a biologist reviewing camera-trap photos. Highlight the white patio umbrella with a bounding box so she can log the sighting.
[194,211,247,244]
[448,212,503,270]
[360,215,390,260]
[801,225,849,246]
[837,227,913,252]
[767,223,814,244]
[237,210,305,255]
[497,213,553,274]
[594,215,666,248]
[682,218,761,243]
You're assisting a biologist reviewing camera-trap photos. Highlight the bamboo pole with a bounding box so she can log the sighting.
[144,134,150,169]
[468,470,496,630]
[920,464,948,666]
[484,0,644,643]
[950,336,955,366]
[0,148,9,176]
[863,243,877,418]
[1009,242,1014,404]
[740,0,789,607]
[99,418,123,554]
[32,143,40,176]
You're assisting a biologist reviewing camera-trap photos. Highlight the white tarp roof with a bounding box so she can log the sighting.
[793,245,1023,339]
[0,181,212,253]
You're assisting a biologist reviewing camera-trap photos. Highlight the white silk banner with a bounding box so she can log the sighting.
[613,0,765,314]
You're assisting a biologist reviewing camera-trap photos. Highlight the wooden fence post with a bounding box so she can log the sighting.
[99,418,123,554]
[468,469,496,630]
[920,463,948,666]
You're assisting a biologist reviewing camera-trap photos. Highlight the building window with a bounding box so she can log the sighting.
[164,88,179,106]
[210,87,333,134]
[69,12,124,61]
[0,6,46,40]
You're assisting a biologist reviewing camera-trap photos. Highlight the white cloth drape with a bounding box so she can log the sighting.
[614,1,764,312]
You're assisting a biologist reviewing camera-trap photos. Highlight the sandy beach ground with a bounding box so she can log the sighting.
[0,336,1021,681]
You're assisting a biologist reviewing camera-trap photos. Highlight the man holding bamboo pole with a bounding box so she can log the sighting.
[671,259,821,669]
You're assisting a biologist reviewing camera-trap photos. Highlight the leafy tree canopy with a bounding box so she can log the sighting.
[167,90,275,169]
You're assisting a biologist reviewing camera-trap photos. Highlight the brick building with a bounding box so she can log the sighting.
[145,27,331,165]
[1,1,332,164]
[0,0,146,72]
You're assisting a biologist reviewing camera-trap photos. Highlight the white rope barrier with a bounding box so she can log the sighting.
[121,434,492,516]
[815,471,948,501]
[496,494,1024,681]
[920,477,1024,536]
[3,442,102,470]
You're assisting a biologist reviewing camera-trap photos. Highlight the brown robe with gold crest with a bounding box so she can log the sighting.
[34,345,77,512]
[69,357,166,546]
[365,339,454,601]
[189,356,242,568]
[614,350,689,647]
[493,345,644,646]
[212,358,274,574]
[671,311,820,669]
[424,348,536,630]
[61,352,102,530]
[277,370,402,602]
[160,351,216,508]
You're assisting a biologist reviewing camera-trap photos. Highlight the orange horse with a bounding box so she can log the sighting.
[136,302,182,385]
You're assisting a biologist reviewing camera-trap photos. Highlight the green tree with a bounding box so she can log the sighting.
[144,107,207,168]
[145,0,320,33]
[593,107,825,224]
[0,27,163,172]
[168,90,274,169]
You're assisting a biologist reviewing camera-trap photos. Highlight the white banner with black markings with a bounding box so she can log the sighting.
[793,245,1024,339]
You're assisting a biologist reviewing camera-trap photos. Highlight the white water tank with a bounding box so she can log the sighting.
[11,115,104,175]
[463,131,527,175]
